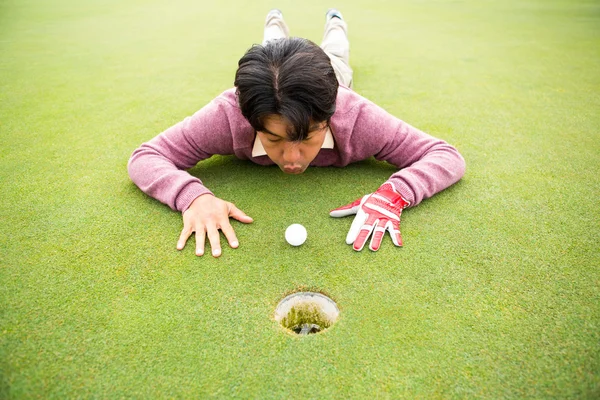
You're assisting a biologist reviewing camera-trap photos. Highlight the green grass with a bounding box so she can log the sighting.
[281,302,334,333]
[1,0,599,398]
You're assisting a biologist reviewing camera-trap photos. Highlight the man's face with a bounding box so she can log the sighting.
[257,115,328,174]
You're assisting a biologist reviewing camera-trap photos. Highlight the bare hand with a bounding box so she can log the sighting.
[177,194,253,257]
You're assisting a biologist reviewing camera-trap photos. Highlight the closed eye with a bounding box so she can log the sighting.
[303,135,318,142]
[260,130,284,143]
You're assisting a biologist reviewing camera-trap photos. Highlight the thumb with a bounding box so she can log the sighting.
[228,203,253,223]
[329,195,368,218]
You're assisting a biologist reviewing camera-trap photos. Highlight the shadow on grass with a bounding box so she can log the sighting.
[189,155,397,194]
[125,154,466,216]
[187,156,417,208]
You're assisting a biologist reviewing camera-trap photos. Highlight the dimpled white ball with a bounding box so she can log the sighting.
[285,224,307,246]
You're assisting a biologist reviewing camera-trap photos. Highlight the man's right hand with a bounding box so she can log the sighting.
[177,194,253,257]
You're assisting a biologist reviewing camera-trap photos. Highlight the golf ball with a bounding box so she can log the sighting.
[285,224,307,246]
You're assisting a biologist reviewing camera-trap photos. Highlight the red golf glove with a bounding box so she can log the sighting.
[330,183,410,251]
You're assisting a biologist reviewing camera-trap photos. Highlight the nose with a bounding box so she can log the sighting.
[282,142,302,164]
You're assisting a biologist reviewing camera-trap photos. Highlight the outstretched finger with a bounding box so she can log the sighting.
[353,214,378,251]
[177,225,193,250]
[330,196,363,218]
[390,220,403,247]
[219,220,239,249]
[228,203,253,224]
[195,225,206,256]
[346,209,368,244]
[369,219,387,251]
[206,225,222,257]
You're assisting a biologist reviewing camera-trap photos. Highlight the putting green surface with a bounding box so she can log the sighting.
[1,0,599,398]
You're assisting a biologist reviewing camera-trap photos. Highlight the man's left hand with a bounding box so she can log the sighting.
[330,183,410,251]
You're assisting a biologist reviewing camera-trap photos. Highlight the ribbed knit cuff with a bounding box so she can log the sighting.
[175,183,214,212]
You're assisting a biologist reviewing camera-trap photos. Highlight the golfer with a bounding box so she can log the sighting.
[128,9,466,257]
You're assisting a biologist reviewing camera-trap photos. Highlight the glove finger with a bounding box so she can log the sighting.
[369,219,387,251]
[346,208,368,244]
[330,195,366,218]
[389,219,403,247]
[353,214,379,251]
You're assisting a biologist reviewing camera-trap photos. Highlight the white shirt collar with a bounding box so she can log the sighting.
[252,128,335,157]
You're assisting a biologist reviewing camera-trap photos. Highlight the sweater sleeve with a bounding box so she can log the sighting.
[127,97,236,212]
[352,101,466,206]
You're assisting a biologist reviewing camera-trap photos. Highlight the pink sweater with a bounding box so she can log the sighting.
[128,86,465,212]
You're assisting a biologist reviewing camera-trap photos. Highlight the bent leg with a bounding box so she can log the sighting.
[263,9,290,45]
[321,11,353,88]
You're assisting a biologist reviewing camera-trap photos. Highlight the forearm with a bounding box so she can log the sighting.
[375,120,465,206]
[128,143,213,212]
[127,96,238,211]
[347,98,465,205]
[386,141,465,206]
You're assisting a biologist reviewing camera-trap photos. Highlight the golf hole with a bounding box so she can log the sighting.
[274,292,339,335]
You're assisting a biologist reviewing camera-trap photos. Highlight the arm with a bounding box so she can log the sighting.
[127,94,253,257]
[127,96,235,212]
[353,101,465,205]
[330,99,465,251]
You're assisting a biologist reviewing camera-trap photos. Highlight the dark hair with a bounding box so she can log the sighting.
[234,37,338,141]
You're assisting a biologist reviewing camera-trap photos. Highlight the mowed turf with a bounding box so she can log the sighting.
[1,0,599,398]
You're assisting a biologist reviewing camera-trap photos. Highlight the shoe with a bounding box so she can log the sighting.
[326,8,343,21]
[266,8,283,22]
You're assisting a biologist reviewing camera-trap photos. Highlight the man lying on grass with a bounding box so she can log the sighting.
[128,9,465,257]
